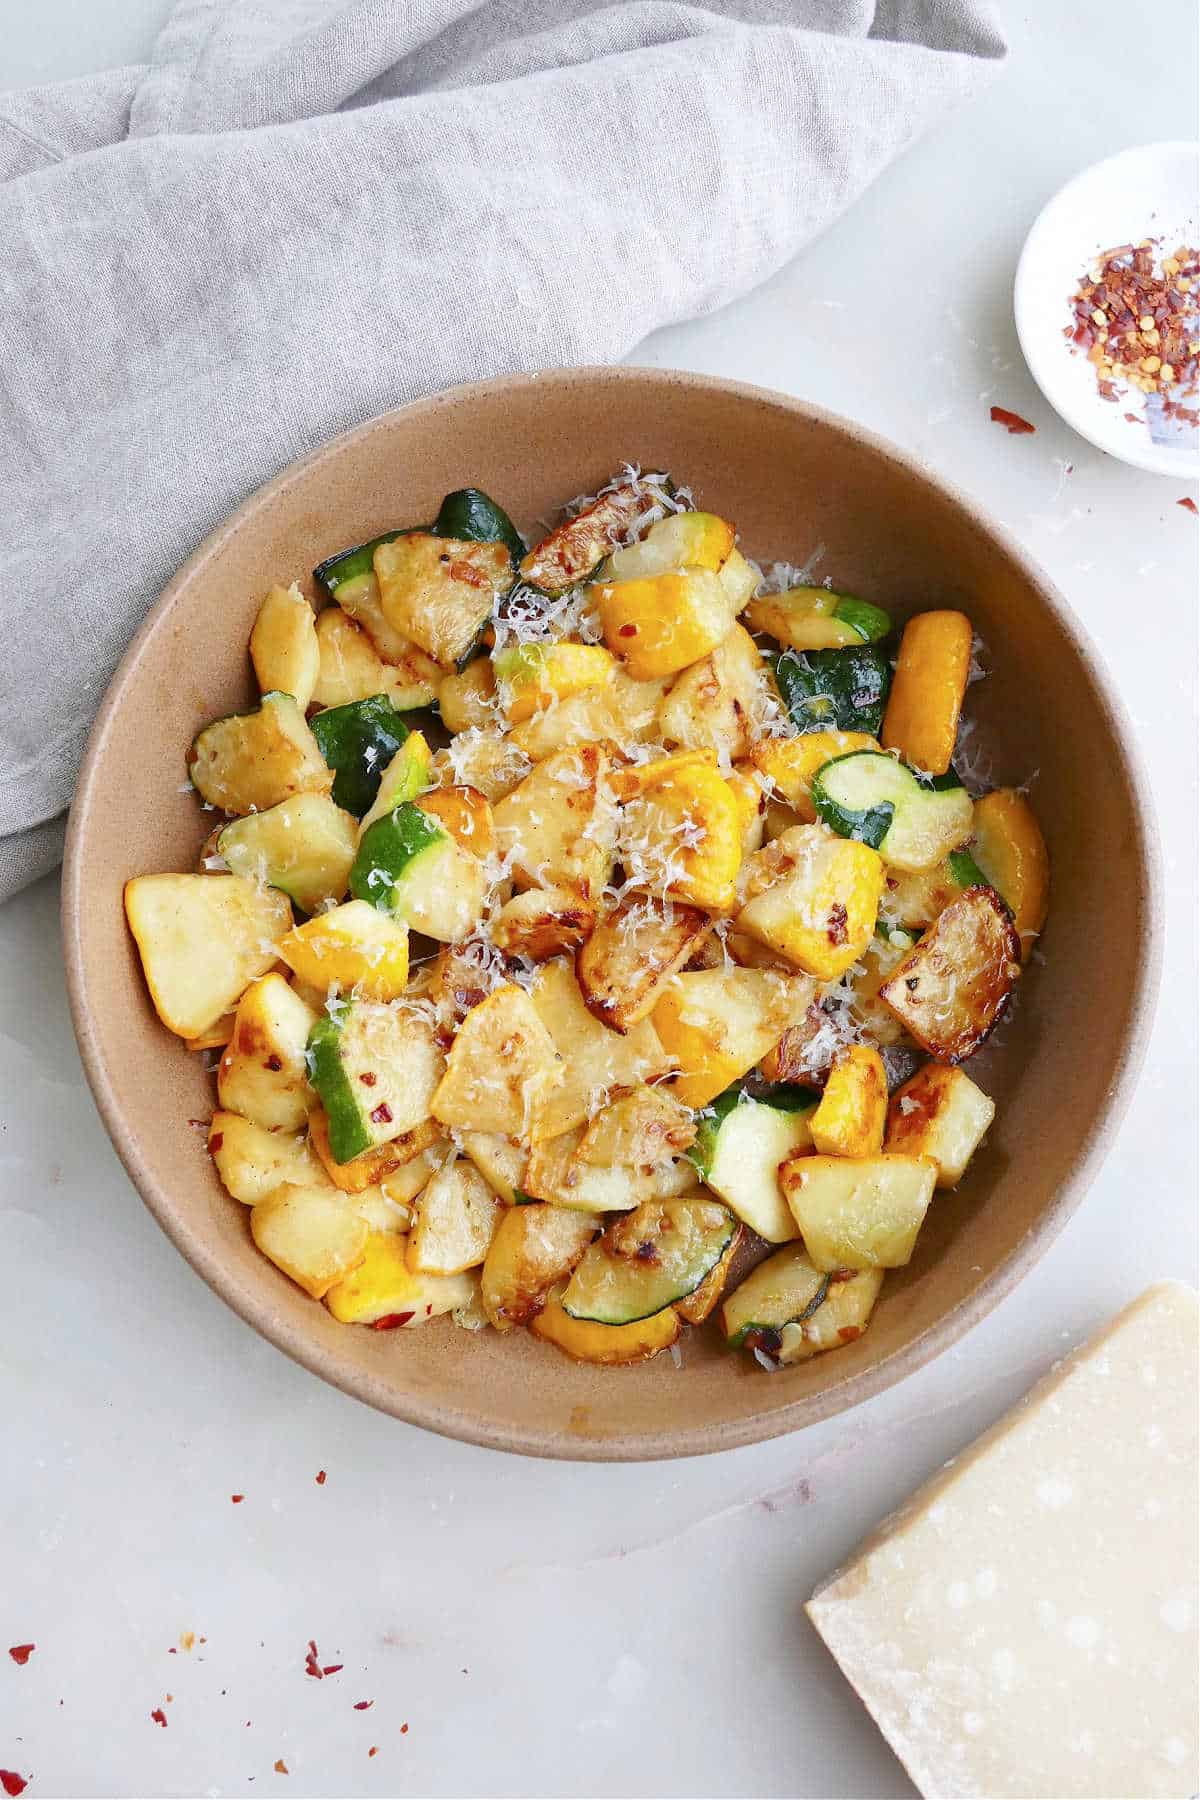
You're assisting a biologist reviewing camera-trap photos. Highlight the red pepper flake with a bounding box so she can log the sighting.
[315,1470,327,1485]
[321,1664,343,1678]
[7,1647,34,1667]
[150,1707,167,1727]
[353,1700,373,1711]
[400,1722,409,1734]
[369,1102,393,1125]
[0,1774,28,1798]
[274,1761,288,1775]
[989,405,1037,435]
[368,1746,378,1758]
[357,1072,377,1086]
[304,1641,323,1680]
[371,1311,414,1330]
[617,623,638,638]
[208,1131,224,1153]
[231,1494,245,1504]
[1178,497,1198,514]
[265,1054,283,1071]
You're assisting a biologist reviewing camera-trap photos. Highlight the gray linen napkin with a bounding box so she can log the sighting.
[0,0,1005,902]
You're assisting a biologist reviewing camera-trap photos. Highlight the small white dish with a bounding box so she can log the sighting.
[1014,141,1199,478]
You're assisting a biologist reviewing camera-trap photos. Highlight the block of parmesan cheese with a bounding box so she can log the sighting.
[807,1283,1199,1799]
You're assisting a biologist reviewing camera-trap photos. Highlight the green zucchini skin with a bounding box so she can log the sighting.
[810,750,973,871]
[310,695,411,817]
[948,847,990,889]
[313,531,406,600]
[350,802,445,914]
[772,645,892,735]
[434,488,524,562]
[830,595,892,644]
[688,1080,821,1177]
[306,1012,373,1163]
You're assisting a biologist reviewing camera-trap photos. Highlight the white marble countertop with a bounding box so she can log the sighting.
[2,6,1196,1797]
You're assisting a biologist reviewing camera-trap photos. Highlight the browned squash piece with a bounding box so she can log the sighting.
[878,886,1021,1062]
[575,896,713,1032]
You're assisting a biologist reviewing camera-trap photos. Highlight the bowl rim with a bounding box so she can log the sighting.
[61,365,1164,1461]
[1013,139,1200,478]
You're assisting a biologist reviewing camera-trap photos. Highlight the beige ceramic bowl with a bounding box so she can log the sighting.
[63,368,1160,1460]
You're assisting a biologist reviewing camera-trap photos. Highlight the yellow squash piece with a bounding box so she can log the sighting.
[530,958,671,1138]
[575,895,713,1032]
[494,642,616,724]
[780,1154,937,1270]
[809,1044,888,1158]
[309,1108,440,1192]
[124,873,293,1039]
[493,742,618,901]
[727,767,766,856]
[325,1229,474,1325]
[208,1111,319,1205]
[881,610,973,776]
[250,1181,369,1299]
[595,568,734,680]
[432,984,564,1139]
[458,1130,528,1206]
[249,583,320,709]
[438,657,499,733]
[749,731,881,825]
[276,898,410,1001]
[408,1158,504,1275]
[417,783,495,860]
[531,1287,680,1365]
[652,967,814,1109]
[489,887,595,962]
[480,1203,597,1330]
[656,623,770,762]
[430,733,531,803]
[620,758,743,912]
[522,1129,658,1213]
[971,788,1050,959]
[606,510,736,579]
[885,1063,996,1188]
[217,971,317,1130]
[735,824,884,982]
[312,606,440,710]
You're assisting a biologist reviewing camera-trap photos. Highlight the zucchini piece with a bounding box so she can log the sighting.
[312,607,440,711]
[780,1153,937,1270]
[437,658,499,733]
[217,792,358,913]
[325,1229,475,1326]
[250,1182,369,1300]
[459,1130,527,1206]
[492,642,615,723]
[309,694,411,818]
[489,887,595,963]
[656,623,769,764]
[947,847,990,889]
[720,1244,830,1347]
[575,1085,696,1167]
[810,751,974,874]
[350,801,485,943]
[308,1107,439,1192]
[375,533,513,668]
[746,586,891,653]
[521,1128,658,1214]
[189,691,332,816]
[480,1203,597,1329]
[356,732,434,837]
[561,1196,736,1324]
[276,898,410,1002]
[519,477,670,594]
[687,1082,817,1243]
[433,487,524,562]
[885,1064,995,1188]
[313,531,408,601]
[881,610,973,777]
[772,645,892,737]
[306,1001,443,1164]
[124,873,292,1040]
[749,730,881,826]
[721,1247,883,1363]
[674,1224,742,1324]
[249,583,320,709]
[531,1286,681,1365]
[877,885,1022,1062]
